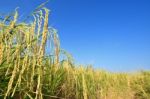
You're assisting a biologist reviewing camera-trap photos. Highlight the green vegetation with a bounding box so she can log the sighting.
[0,7,150,99]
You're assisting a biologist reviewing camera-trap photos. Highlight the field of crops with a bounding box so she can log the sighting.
[0,7,150,99]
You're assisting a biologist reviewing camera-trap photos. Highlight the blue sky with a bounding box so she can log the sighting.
[0,0,150,71]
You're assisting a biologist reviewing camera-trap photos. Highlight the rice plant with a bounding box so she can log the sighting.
[0,6,150,99]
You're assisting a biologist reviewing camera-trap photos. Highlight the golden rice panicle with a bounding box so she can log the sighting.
[53,29,60,64]
[35,8,49,99]
[39,8,49,56]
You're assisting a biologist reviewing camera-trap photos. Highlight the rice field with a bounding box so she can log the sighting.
[0,7,150,99]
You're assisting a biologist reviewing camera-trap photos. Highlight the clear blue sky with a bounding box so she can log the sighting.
[0,0,150,72]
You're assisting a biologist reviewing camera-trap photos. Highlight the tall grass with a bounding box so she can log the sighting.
[0,7,150,99]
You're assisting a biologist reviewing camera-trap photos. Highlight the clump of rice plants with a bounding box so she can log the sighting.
[0,7,63,99]
[0,6,150,99]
